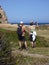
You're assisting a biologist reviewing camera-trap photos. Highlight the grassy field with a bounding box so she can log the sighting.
[36,29,49,39]
[0,25,49,65]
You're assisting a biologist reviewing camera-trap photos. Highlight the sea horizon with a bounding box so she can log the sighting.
[9,22,49,25]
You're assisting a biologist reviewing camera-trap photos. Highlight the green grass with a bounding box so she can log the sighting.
[0,28,49,65]
[36,29,49,39]
[15,54,49,65]
[0,28,49,48]
[28,47,49,56]
[0,28,49,54]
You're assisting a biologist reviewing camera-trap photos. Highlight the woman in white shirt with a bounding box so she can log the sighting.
[29,22,37,48]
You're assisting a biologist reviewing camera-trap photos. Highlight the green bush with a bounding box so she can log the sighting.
[0,29,49,65]
[0,31,15,65]
[36,36,49,47]
[0,28,49,48]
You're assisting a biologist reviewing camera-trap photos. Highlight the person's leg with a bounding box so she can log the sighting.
[18,36,22,49]
[22,36,28,49]
[33,37,36,47]
[24,41,28,49]
[31,41,34,48]
[33,41,36,47]
[19,41,22,49]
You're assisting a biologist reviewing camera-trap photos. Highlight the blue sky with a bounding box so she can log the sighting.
[0,0,49,23]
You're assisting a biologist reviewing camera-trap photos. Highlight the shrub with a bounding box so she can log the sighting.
[0,31,15,65]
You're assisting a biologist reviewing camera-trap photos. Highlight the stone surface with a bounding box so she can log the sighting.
[0,5,8,23]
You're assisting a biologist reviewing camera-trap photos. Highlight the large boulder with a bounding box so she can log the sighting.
[0,5,8,24]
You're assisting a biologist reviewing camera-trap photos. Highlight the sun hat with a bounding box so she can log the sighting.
[20,21,23,24]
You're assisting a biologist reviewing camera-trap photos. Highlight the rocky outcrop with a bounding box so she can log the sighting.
[0,5,8,24]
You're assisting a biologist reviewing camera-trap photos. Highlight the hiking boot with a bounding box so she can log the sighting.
[25,47,28,50]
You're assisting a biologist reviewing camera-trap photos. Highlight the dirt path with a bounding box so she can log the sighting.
[12,49,49,58]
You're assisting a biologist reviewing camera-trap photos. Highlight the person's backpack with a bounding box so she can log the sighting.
[17,26,22,36]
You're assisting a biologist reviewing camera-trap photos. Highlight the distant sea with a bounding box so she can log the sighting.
[11,22,49,25]
[37,22,49,25]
